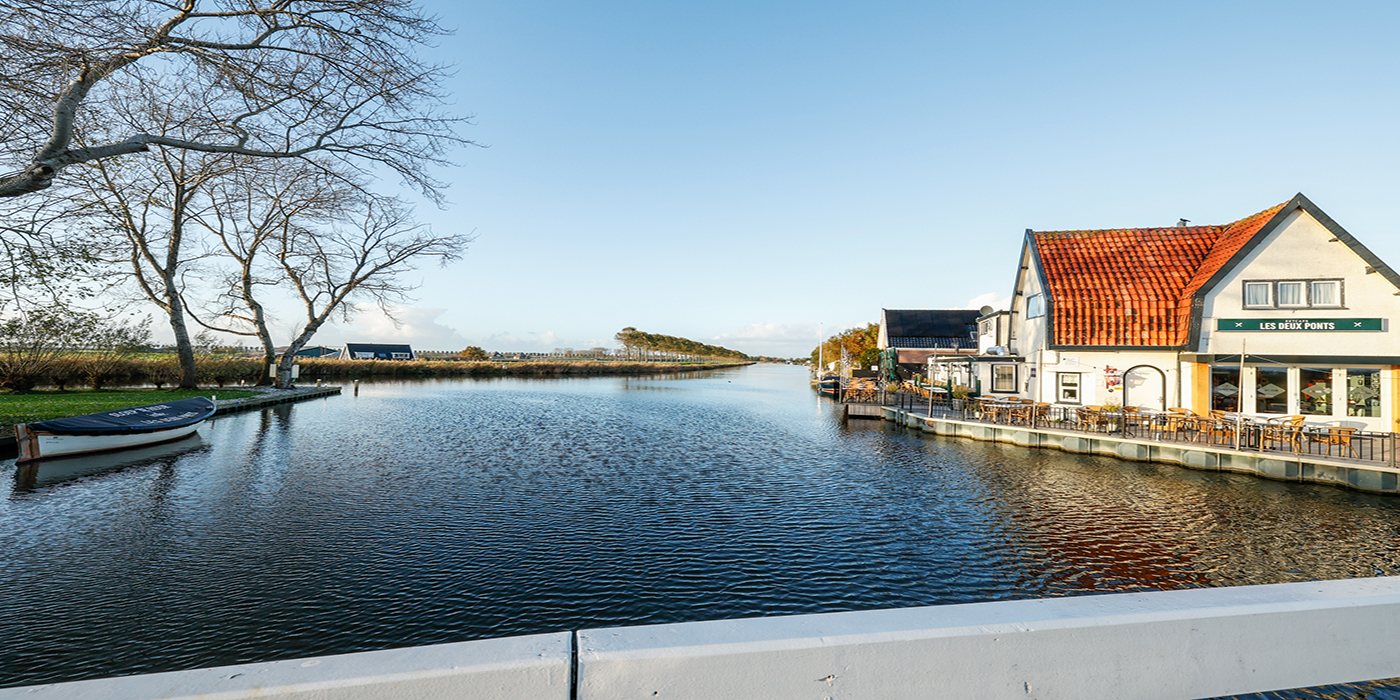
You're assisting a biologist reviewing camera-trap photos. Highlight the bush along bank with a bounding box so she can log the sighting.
[297,358,755,379]
[0,354,268,391]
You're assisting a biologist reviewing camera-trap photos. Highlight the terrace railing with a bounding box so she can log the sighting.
[846,390,1398,469]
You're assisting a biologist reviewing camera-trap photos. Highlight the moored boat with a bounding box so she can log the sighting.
[816,375,840,398]
[14,397,217,464]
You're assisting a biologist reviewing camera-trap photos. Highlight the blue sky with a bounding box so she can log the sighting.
[308,1,1400,357]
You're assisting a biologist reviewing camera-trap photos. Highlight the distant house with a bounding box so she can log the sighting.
[274,345,340,358]
[340,343,416,360]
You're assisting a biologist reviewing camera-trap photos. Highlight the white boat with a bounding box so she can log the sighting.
[14,397,216,464]
[14,436,207,490]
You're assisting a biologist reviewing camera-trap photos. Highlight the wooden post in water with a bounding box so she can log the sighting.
[353,379,359,396]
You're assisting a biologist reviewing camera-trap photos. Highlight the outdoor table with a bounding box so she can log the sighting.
[1135,409,1172,439]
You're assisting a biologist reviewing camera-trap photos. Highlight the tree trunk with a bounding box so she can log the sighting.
[165,278,199,389]
[276,317,329,389]
[250,293,276,386]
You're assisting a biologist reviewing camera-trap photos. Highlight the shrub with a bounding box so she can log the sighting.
[45,355,83,391]
[196,356,262,387]
[140,357,184,388]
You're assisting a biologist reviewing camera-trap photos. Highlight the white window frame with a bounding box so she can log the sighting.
[1276,281,1306,308]
[391,352,412,359]
[1310,280,1342,307]
[1056,372,1081,404]
[991,364,1017,393]
[1243,281,1273,308]
[1026,294,1045,319]
[354,352,374,359]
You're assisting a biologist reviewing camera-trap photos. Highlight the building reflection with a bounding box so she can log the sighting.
[944,437,1400,594]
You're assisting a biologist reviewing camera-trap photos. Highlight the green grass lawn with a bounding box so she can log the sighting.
[0,389,259,427]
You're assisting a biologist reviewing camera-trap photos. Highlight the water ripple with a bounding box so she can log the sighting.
[2,368,1399,697]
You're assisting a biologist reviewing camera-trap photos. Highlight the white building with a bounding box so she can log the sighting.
[1000,193,1400,432]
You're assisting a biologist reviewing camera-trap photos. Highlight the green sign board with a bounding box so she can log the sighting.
[1216,318,1384,332]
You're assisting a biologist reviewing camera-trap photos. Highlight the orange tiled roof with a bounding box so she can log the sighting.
[1033,203,1286,346]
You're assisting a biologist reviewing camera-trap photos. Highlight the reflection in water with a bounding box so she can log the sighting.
[11,436,207,493]
[2,367,1400,698]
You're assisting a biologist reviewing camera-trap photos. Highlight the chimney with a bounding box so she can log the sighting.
[1176,218,1190,227]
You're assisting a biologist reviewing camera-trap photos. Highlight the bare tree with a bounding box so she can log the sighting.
[0,0,467,200]
[184,159,351,385]
[81,141,234,388]
[272,196,468,388]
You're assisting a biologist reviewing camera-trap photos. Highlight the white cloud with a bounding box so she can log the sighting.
[713,322,823,357]
[318,305,468,351]
[482,330,563,352]
[965,292,1011,312]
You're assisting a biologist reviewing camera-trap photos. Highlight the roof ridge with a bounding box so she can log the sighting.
[1035,225,1224,236]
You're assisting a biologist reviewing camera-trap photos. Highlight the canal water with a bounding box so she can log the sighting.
[3,364,1400,697]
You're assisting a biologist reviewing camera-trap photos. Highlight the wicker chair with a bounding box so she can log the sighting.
[1261,415,1304,454]
[1078,405,1111,432]
[1203,412,1241,446]
[1307,426,1358,458]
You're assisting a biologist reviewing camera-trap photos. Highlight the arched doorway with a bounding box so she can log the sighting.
[1124,365,1167,410]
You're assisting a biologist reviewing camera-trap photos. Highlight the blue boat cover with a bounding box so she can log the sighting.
[28,397,216,436]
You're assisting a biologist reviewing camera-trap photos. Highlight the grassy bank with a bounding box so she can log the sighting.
[0,389,258,428]
[299,358,755,379]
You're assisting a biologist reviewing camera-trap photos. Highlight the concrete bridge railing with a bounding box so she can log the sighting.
[5,577,1400,700]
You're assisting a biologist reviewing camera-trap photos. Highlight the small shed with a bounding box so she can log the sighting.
[341,343,416,361]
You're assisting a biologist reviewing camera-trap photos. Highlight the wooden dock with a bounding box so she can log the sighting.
[213,385,342,415]
[843,404,886,420]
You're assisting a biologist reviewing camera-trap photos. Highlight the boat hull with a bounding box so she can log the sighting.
[16,423,204,464]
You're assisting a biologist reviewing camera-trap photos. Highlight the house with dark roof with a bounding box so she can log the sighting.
[1004,193,1400,431]
[274,345,340,358]
[877,309,981,383]
[340,343,416,361]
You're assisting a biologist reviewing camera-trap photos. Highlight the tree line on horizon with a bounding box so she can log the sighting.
[614,328,750,361]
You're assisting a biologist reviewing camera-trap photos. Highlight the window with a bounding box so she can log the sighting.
[1244,282,1272,308]
[1056,372,1080,403]
[391,352,412,359]
[1026,294,1045,319]
[354,352,374,359]
[1311,280,1340,307]
[1241,279,1344,308]
[992,365,1017,393]
[1210,366,1240,412]
[1277,281,1305,307]
[1254,367,1288,414]
[1346,368,1382,417]
[1298,368,1333,416]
